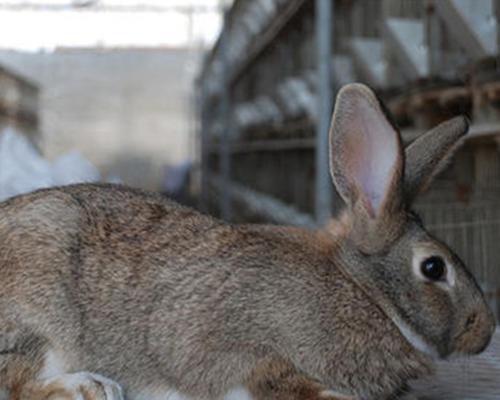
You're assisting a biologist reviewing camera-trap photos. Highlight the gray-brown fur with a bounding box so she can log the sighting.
[404,116,469,202]
[0,83,494,400]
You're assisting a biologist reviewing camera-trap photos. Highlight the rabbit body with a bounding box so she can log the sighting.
[0,184,428,400]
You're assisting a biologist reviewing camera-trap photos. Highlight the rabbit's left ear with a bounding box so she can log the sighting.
[329,84,404,220]
[329,84,405,251]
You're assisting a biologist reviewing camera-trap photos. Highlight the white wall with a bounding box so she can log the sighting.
[0,48,201,190]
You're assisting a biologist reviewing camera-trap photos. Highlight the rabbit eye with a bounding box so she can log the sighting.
[420,256,446,281]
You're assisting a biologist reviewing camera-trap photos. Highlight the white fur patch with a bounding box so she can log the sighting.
[134,388,190,400]
[392,315,439,358]
[320,389,355,399]
[134,385,253,400]
[224,387,254,400]
[38,349,69,380]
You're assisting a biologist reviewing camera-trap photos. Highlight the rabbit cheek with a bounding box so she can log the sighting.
[419,285,455,355]
[395,284,453,358]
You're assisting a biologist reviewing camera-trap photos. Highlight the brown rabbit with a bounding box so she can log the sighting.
[0,83,495,400]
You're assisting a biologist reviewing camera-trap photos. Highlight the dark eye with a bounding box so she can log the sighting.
[421,256,446,281]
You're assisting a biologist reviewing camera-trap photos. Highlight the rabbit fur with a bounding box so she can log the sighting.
[0,83,495,400]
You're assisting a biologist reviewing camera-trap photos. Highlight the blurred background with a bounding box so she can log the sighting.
[1,0,500,397]
[0,0,221,198]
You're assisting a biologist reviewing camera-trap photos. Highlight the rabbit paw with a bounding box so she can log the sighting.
[33,372,124,400]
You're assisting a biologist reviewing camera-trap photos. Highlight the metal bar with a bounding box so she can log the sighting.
[315,0,333,223]
[219,7,232,221]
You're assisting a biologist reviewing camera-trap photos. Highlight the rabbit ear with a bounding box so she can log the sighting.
[404,116,469,203]
[330,83,404,222]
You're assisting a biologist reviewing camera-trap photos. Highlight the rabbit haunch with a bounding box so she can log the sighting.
[0,83,494,400]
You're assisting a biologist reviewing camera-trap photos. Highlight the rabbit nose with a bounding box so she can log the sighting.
[465,312,477,329]
[454,306,496,355]
[465,308,496,354]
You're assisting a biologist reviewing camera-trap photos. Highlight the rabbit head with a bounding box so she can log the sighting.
[329,83,496,359]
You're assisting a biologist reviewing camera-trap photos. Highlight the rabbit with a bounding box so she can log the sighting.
[0,83,495,400]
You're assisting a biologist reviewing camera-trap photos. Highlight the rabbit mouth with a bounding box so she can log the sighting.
[451,315,495,356]
[453,332,493,356]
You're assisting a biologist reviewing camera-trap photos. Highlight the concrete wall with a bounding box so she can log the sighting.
[0,48,200,190]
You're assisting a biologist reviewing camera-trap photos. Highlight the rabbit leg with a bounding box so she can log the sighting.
[16,372,124,400]
[0,327,47,395]
[0,329,123,400]
[246,361,356,400]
